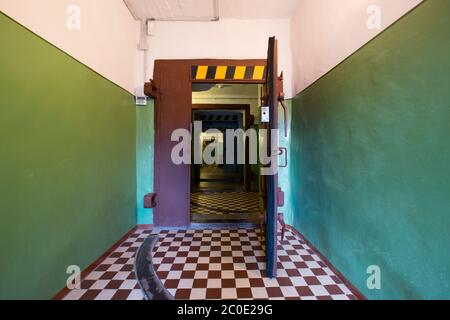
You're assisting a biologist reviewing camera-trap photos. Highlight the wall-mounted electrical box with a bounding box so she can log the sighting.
[261,106,270,123]
[135,96,148,106]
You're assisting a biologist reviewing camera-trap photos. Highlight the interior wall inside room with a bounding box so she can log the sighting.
[0,0,140,93]
[288,0,450,299]
[290,0,423,94]
[0,13,136,299]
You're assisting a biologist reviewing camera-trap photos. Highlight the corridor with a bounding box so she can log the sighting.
[1,0,449,303]
[191,192,261,220]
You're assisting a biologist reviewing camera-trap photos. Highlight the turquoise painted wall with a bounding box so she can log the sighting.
[136,100,154,224]
[288,0,450,299]
[0,13,136,299]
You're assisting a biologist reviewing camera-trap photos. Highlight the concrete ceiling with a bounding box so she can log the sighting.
[124,0,300,21]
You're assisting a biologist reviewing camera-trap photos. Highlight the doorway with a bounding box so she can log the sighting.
[190,84,262,223]
[147,37,282,277]
[191,108,245,193]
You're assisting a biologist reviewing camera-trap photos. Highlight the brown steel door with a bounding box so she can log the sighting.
[153,61,191,227]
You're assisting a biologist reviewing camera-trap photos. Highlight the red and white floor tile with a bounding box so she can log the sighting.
[61,228,359,300]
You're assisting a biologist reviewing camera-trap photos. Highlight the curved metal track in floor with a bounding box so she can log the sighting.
[134,235,174,300]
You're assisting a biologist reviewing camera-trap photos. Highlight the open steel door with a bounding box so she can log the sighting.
[263,37,281,278]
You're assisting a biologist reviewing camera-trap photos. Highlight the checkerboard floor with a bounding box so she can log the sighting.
[61,228,359,300]
[190,192,260,215]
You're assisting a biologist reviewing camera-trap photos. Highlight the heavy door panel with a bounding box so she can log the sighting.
[263,37,283,278]
[153,61,191,227]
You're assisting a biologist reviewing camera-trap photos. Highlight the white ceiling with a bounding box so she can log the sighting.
[124,0,300,21]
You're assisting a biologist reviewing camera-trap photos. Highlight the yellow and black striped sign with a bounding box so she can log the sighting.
[191,65,266,81]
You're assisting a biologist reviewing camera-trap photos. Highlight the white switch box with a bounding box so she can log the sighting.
[261,106,270,123]
[135,96,148,106]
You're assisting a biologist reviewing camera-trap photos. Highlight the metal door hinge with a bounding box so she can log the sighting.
[144,79,158,99]
[144,193,157,208]
[277,187,285,207]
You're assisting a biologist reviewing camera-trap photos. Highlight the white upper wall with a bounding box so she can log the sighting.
[145,18,293,97]
[219,0,300,19]
[1,0,424,99]
[0,0,139,94]
[290,0,423,95]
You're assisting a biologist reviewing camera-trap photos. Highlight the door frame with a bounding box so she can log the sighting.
[192,103,253,193]
[149,59,266,227]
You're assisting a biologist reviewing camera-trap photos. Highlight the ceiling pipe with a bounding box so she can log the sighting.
[147,0,219,22]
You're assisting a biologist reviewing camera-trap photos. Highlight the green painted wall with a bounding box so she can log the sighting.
[288,0,450,299]
[136,100,154,224]
[0,13,136,299]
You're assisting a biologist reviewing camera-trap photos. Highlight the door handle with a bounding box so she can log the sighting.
[278,92,288,138]
[278,147,288,168]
